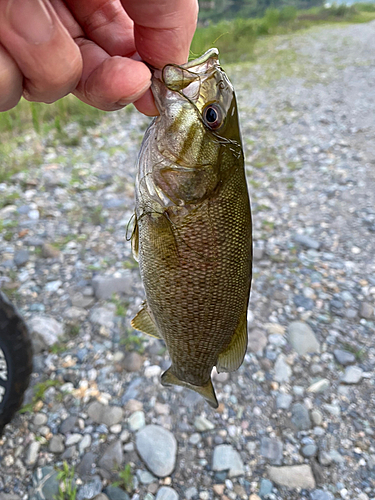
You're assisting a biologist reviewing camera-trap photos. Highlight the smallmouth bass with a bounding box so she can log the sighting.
[131,49,252,408]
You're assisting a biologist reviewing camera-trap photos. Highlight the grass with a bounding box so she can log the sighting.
[112,464,134,493]
[191,4,375,64]
[19,379,62,414]
[54,461,77,500]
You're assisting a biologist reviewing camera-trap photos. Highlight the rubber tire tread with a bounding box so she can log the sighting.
[0,291,33,436]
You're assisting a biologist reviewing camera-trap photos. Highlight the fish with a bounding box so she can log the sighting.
[131,48,252,408]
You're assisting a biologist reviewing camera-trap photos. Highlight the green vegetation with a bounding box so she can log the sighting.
[191,4,375,63]
[112,464,134,493]
[20,379,62,413]
[54,462,77,500]
[120,328,145,353]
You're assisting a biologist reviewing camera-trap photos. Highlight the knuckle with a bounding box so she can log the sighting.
[0,63,22,111]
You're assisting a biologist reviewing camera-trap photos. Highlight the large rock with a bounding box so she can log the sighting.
[212,444,244,477]
[30,466,59,500]
[267,465,315,489]
[136,425,177,477]
[92,274,132,300]
[28,315,64,353]
[291,403,311,430]
[288,321,320,355]
[87,402,124,427]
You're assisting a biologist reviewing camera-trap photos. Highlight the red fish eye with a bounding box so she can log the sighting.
[203,104,223,130]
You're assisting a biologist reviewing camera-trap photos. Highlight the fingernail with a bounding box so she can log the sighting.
[7,0,53,45]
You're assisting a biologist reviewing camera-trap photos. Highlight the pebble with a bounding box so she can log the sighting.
[260,437,283,465]
[258,479,273,498]
[267,464,315,489]
[87,402,124,427]
[13,249,30,267]
[288,321,320,355]
[184,487,198,500]
[28,315,64,353]
[98,441,123,472]
[41,243,61,259]
[301,443,318,457]
[333,349,356,366]
[247,328,268,353]
[276,393,293,409]
[359,302,374,319]
[92,274,132,299]
[65,433,82,446]
[310,490,335,500]
[194,415,215,431]
[307,379,330,393]
[136,425,177,477]
[212,444,244,477]
[155,487,179,500]
[341,366,363,384]
[293,234,320,250]
[310,409,323,426]
[123,352,143,372]
[144,365,162,378]
[25,442,40,465]
[128,411,146,431]
[274,354,292,383]
[103,486,130,500]
[49,435,65,454]
[291,403,311,430]
[33,413,48,427]
[77,476,103,500]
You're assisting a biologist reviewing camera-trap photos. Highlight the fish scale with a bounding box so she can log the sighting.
[131,48,252,407]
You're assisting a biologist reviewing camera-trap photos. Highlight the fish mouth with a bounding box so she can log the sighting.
[150,49,220,110]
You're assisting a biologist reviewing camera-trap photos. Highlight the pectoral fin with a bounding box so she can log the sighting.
[161,368,218,409]
[216,309,248,373]
[131,303,161,338]
[131,215,139,262]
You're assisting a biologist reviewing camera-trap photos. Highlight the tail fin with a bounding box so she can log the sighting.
[161,367,218,409]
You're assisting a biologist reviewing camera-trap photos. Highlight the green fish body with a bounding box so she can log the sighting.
[131,49,252,408]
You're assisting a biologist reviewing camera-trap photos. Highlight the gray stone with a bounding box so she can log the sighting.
[301,444,318,458]
[307,379,330,393]
[89,307,115,328]
[123,352,143,372]
[156,487,179,500]
[184,487,198,500]
[0,495,22,500]
[30,466,59,500]
[87,402,124,427]
[128,411,146,431]
[98,441,123,471]
[70,291,95,309]
[259,479,273,498]
[260,437,283,465]
[28,315,64,354]
[333,349,356,366]
[41,243,61,259]
[137,470,156,484]
[13,249,30,267]
[77,476,103,500]
[33,413,48,427]
[276,393,293,409]
[136,425,177,477]
[60,416,78,434]
[291,403,311,430]
[212,444,244,477]
[274,354,292,383]
[61,446,76,460]
[310,489,334,500]
[293,234,320,250]
[341,365,363,384]
[194,415,215,431]
[65,433,83,446]
[26,441,41,465]
[64,306,88,322]
[92,274,132,300]
[103,486,130,500]
[288,321,320,355]
[360,302,374,319]
[79,434,92,453]
[49,435,65,454]
[267,464,315,489]
[77,452,96,477]
[93,496,110,500]
[310,410,323,426]
[323,403,341,417]
[247,328,268,354]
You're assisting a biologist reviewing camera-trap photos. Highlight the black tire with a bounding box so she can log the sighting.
[0,291,33,436]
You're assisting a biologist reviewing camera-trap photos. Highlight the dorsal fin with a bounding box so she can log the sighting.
[161,368,218,408]
[216,308,247,373]
[131,303,161,338]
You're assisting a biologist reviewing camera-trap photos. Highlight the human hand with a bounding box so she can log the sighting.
[0,0,198,115]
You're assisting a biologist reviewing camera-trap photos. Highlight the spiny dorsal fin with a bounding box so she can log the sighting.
[131,215,139,262]
[131,303,160,338]
[216,308,247,373]
[161,367,218,409]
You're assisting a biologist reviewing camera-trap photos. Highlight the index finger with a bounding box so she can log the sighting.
[121,0,198,68]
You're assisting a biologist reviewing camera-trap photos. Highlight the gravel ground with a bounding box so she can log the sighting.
[0,21,374,500]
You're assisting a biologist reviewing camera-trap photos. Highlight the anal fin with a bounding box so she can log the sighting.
[131,215,139,262]
[131,303,161,338]
[216,308,248,373]
[161,367,218,409]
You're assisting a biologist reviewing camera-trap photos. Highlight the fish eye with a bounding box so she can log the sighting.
[202,104,223,130]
